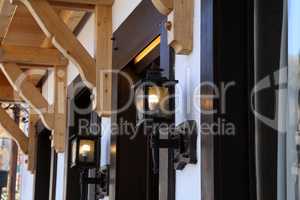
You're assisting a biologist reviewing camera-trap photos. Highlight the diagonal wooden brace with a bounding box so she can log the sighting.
[0,106,29,154]
[0,63,54,129]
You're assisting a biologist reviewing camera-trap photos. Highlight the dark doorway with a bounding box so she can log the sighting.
[34,122,52,200]
[110,1,169,200]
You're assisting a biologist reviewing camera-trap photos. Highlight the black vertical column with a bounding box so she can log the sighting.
[213,0,256,200]
[254,0,283,200]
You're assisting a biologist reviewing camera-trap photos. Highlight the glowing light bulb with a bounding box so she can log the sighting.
[80,144,91,159]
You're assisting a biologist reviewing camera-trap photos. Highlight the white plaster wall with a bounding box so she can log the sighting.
[175,1,201,200]
[19,160,34,200]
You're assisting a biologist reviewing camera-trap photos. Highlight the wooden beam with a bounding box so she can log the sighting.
[49,1,94,11]
[151,0,173,15]
[167,0,194,54]
[95,5,112,116]
[0,45,68,66]
[0,63,53,129]
[49,0,113,5]
[0,106,28,154]
[41,10,86,48]
[14,0,96,89]
[27,109,39,173]
[52,65,67,153]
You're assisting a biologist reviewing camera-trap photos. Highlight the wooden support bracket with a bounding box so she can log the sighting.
[95,5,112,117]
[0,63,54,129]
[52,65,67,153]
[0,106,29,154]
[13,0,97,90]
[152,0,194,54]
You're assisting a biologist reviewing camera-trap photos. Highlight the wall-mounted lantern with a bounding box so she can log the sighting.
[70,133,101,169]
[135,68,177,121]
[135,69,198,171]
[69,112,109,200]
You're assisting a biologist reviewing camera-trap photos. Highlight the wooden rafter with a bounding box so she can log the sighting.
[0,63,53,129]
[0,106,28,154]
[95,5,112,116]
[49,1,94,11]
[0,45,68,66]
[13,0,96,89]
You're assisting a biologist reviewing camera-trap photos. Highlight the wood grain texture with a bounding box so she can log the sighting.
[0,45,68,65]
[95,5,112,116]
[0,106,28,153]
[49,1,94,11]
[27,109,39,173]
[167,0,194,54]
[53,65,67,153]
[2,4,45,47]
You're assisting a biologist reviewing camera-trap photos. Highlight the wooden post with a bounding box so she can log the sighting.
[95,5,113,117]
[28,109,39,173]
[53,66,67,153]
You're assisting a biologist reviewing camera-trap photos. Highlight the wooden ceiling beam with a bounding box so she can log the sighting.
[0,63,53,129]
[49,1,94,11]
[0,106,29,154]
[0,45,68,66]
[48,0,113,5]
[14,0,96,89]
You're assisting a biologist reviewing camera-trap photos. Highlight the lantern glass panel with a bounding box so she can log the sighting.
[135,85,170,115]
[78,139,95,163]
[148,86,169,113]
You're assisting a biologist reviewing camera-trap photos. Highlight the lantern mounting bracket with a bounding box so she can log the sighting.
[80,166,109,200]
[151,120,198,170]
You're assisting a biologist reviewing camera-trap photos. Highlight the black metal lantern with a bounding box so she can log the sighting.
[70,133,101,169]
[135,69,198,171]
[135,69,177,121]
